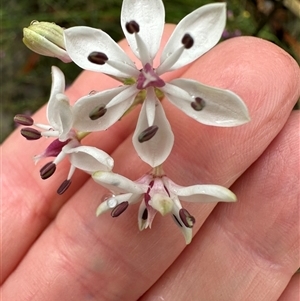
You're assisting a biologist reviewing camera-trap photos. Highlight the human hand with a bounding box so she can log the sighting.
[2,24,299,300]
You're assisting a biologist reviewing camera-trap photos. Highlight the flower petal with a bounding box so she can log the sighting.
[145,88,156,126]
[138,200,148,230]
[92,171,146,194]
[64,145,114,173]
[47,68,73,139]
[33,138,69,164]
[171,203,193,244]
[73,86,137,131]
[138,200,157,230]
[55,94,74,141]
[121,0,165,64]
[96,193,134,216]
[132,96,174,167]
[64,26,138,78]
[174,184,237,203]
[163,79,250,126]
[159,3,226,72]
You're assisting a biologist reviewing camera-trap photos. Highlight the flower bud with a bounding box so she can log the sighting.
[23,21,72,63]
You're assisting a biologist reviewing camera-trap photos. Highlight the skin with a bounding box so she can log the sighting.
[1,24,299,300]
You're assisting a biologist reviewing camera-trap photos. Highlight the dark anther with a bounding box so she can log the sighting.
[173,214,183,227]
[89,105,107,120]
[57,179,72,195]
[20,127,41,140]
[138,125,159,143]
[181,33,194,49]
[111,201,129,217]
[179,208,195,228]
[88,52,108,65]
[14,114,34,126]
[40,162,56,180]
[125,20,140,34]
[142,208,148,220]
[191,97,205,111]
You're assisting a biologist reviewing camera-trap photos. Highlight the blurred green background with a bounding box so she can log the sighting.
[1,0,299,142]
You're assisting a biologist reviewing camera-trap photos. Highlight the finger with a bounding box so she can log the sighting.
[1,24,180,284]
[2,36,299,300]
[140,111,300,301]
[277,272,300,301]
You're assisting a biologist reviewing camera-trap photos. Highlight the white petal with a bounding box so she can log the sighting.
[138,200,147,230]
[96,193,134,216]
[54,93,74,141]
[145,88,156,126]
[174,184,237,203]
[64,145,114,173]
[73,86,137,131]
[47,67,73,138]
[159,3,226,72]
[171,203,193,245]
[132,97,174,167]
[49,66,66,96]
[164,79,250,126]
[64,26,138,78]
[121,0,165,63]
[92,171,146,194]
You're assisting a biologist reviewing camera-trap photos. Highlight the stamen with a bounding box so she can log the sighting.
[57,179,71,195]
[125,20,140,34]
[89,105,107,120]
[21,127,41,140]
[191,97,205,111]
[89,90,97,95]
[179,208,195,228]
[138,125,159,143]
[181,33,194,49]
[40,162,56,180]
[111,201,129,217]
[14,114,34,126]
[88,52,108,65]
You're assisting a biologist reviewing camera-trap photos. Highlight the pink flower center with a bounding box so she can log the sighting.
[136,63,165,90]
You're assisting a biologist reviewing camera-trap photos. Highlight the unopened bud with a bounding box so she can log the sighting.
[23,21,72,63]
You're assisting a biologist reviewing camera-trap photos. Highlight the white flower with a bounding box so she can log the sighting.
[15,66,114,193]
[93,167,237,244]
[64,1,250,168]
